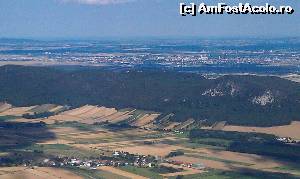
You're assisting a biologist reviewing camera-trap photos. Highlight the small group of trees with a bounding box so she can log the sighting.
[166,150,184,158]
[22,112,54,119]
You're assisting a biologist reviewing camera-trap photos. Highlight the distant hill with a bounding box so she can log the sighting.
[0,65,300,127]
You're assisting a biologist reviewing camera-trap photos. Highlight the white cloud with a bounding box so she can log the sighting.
[61,0,134,5]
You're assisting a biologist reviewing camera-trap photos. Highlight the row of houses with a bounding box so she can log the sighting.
[25,151,157,170]
[276,137,297,144]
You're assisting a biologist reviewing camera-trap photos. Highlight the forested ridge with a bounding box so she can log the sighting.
[0,65,300,126]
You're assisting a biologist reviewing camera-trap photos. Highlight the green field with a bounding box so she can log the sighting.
[24,144,104,159]
[185,154,252,166]
[49,121,99,132]
[0,115,20,121]
[273,164,300,176]
[179,140,226,150]
[66,167,129,179]
[190,138,233,148]
[119,166,163,179]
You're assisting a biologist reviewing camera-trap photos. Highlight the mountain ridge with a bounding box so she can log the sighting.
[0,65,299,127]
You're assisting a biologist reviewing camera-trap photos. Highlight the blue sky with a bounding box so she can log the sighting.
[0,0,299,39]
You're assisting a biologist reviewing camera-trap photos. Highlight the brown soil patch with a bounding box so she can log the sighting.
[160,163,203,177]
[50,128,111,141]
[109,110,135,123]
[0,106,36,116]
[0,103,12,113]
[212,121,227,130]
[37,139,74,145]
[93,107,118,118]
[163,122,181,130]
[77,106,99,117]
[73,135,182,155]
[69,131,110,139]
[62,105,95,116]
[171,146,284,173]
[49,127,82,134]
[96,111,130,123]
[115,144,180,157]
[170,156,234,171]
[53,106,121,124]
[0,167,83,179]
[48,106,65,113]
[45,114,84,124]
[132,114,160,127]
[185,148,282,169]
[223,121,300,139]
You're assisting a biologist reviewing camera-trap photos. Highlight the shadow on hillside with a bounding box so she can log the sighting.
[230,167,299,179]
[188,148,300,178]
[0,121,56,166]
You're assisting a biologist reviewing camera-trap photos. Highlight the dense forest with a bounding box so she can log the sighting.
[0,65,300,126]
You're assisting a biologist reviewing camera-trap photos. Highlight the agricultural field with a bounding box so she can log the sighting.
[0,103,12,113]
[0,167,83,179]
[1,104,300,179]
[222,121,300,140]
[132,113,160,127]
[0,106,36,116]
[29,104,59,114]
[45,105,158,128]
[0,103,68,123]
[282,74,300,83]
[98,166,147,179]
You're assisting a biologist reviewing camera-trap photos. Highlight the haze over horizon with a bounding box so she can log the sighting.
[0,0,299,39]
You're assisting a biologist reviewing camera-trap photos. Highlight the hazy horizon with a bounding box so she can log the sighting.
[0,0,299,39]
[1,36,300,41]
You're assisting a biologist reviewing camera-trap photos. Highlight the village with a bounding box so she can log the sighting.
[19,150,205,176]
[1,102,300,178]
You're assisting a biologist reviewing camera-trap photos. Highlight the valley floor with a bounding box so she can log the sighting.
[1,104,300,179]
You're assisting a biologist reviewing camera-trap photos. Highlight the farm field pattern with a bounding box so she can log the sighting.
[1,103,300,179]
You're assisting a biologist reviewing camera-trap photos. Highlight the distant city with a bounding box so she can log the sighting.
[0,38,299,75]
